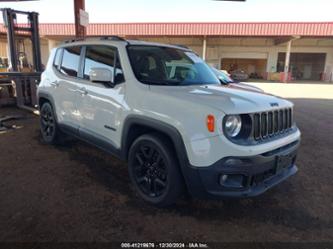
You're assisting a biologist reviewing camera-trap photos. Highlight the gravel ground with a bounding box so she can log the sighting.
[0,97,332,242]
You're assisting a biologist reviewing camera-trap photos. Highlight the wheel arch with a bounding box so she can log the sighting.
[38,92,55,109]
[38,92,59,123]
[121,115,189,167]
[121,115,194,194]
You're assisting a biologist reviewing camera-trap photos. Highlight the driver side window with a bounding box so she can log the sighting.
[83,45,125,84]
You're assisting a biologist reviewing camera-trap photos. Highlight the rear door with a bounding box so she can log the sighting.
[53,45,83,133]
[76,45,126,149]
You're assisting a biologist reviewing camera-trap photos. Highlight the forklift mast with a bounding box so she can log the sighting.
[0,8,42,110]
[2,8,42,72]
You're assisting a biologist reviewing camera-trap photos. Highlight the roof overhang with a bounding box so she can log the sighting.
[1,22,333,37]
[274,35,301,45]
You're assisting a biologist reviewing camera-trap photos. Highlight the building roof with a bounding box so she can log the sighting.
[1,22,333,37]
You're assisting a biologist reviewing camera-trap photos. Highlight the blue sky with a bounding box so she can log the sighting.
[0,0,332,23]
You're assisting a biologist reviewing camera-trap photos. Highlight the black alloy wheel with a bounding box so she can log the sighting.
[40,102,60,144]
[133,143,168,197]
[128,133,184,206]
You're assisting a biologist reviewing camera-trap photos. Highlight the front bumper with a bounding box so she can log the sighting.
[182,140,300,199]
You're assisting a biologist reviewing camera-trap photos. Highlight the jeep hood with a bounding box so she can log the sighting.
[149,84,292,114]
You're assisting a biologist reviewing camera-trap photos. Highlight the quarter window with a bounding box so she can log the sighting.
[53,48,62,69]
[83,45,124,84]
[60,46,81,77]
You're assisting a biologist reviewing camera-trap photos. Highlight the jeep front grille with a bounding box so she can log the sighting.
[253,108,293,140]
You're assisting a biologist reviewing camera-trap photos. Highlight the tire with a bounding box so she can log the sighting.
[128,133,184,207]
[40,102,62,144]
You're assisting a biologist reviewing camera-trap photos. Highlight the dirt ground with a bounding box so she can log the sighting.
[0,98,332,243]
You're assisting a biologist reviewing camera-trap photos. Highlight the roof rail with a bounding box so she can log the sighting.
[64,38,84,43]
[63,36,127,44]
[99,36,127,41]
[173,44,190,49]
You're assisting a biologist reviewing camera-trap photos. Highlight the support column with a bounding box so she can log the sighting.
[283,40,292,83]
[74,0,86,38]
[202,36,207,61]
[266,50,278,73]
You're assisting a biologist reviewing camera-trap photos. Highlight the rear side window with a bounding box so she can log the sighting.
[83,45,124,84]
[60,46,81,77]
[53,48,62,68]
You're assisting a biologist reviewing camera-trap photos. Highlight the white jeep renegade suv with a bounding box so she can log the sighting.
[38,36,301,206]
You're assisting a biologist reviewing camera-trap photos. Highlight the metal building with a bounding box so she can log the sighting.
[1,22,333,82]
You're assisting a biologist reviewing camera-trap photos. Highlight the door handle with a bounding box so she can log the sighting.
[77,87,88,95]
[50,81,59,87]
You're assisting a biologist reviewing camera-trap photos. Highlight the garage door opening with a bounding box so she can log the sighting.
[277,53,326,81]
[221,58,267,80]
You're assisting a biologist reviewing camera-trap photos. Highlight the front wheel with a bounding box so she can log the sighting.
[128,133,184,207]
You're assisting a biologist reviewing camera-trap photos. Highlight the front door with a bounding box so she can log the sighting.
[76,45,126,149]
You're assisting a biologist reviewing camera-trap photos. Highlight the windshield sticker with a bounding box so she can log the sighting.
[185,52,203,64]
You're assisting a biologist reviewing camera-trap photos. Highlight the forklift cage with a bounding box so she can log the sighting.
[0,8,42,110]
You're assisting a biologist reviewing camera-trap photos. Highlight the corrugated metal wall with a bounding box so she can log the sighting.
[1,22,333,37]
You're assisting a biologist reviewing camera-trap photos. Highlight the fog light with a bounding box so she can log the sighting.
[220,174,228,183]
[219,174,244,188]
[224,158,243,167]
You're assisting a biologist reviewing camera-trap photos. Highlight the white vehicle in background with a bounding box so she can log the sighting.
[37,37,301,206]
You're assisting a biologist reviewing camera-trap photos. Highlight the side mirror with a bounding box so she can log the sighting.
[218,77,228,85]
[89,67,114,87]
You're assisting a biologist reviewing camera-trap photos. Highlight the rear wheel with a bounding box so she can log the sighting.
[128,133,184,207]
[40,102,62,144]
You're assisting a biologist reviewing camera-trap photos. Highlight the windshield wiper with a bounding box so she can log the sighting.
[140,79,182,86]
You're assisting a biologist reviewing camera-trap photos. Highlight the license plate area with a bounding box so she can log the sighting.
[275,154,293,174]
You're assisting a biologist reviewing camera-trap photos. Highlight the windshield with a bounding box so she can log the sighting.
[127,45,220,86]
[211,67,234,84]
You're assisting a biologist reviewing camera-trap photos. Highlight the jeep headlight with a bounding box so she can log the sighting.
[224,115,242,138]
